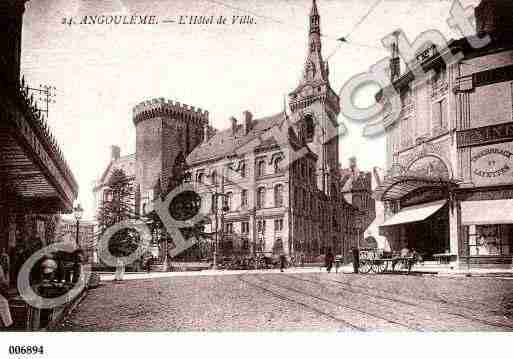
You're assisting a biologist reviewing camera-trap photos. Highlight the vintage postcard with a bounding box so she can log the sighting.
[1,0,512,357]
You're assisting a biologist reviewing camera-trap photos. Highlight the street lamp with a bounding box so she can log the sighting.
[213,193,229,269]
[73,203,84,248]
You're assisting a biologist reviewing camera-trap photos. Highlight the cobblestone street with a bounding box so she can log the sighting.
[60,272,513,331]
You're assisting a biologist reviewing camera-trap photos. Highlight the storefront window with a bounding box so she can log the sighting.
[468,224,512,256]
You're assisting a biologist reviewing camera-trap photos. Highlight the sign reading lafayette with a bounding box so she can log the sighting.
[471,144,513,183]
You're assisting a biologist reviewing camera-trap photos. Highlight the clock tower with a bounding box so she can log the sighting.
[288,0,341,197]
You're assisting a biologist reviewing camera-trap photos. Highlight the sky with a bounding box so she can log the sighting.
[20,0,480,219]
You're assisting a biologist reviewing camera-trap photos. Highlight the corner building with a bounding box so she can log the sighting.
[375,0,513,269]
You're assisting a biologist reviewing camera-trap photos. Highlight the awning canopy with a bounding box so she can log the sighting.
[380,200,446,227]
[461,200,513,225]
[373,176,456,201]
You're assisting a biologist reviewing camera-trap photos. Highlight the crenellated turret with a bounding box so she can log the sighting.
[133,97,209,126]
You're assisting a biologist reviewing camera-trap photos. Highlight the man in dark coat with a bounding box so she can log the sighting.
[325,249,334,273]
[279,253,286,272]
[352,247,360,273]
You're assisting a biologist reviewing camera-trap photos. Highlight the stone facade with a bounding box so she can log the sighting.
[93,0,365,262]
[376,0,513,268]
[184,0,360,261]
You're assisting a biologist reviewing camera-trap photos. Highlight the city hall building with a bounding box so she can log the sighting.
[375,0,513,268]
[94,0,367,264]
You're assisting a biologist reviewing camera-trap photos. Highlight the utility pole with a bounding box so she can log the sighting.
[27,84,56,117]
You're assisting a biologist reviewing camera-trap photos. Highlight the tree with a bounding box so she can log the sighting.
[96,168,140,258]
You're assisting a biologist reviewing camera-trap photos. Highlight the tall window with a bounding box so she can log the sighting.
[241,189,248,208]
[274,219,283,232]
[257,187,266,209]
[274,184,283,207]
[197,172,204,184]
[304,114,315,142]
[225,223,234,234]
[257,160,265,177]
[211,170,217,185]
[274,157,282,173]
[240,161,246,178]
[241,221,249,234]
[433,98,448,129]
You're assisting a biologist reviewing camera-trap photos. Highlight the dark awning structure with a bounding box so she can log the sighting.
[373,175,457,201]
[380,200,446,227]
[0,80,78,213]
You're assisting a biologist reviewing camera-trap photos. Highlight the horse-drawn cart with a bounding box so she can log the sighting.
[359,248,416,274]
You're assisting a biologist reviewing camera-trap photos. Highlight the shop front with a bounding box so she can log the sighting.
[458,197,513,268]
[374,162,459,263]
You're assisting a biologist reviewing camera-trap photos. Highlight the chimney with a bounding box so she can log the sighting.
[230,116,237,136]
[243,110,252,135]
[110,145,120,161]
[203,124,209,143]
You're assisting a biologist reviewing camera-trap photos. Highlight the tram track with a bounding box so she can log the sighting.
[239,274,420,331]
[286,274,513,331]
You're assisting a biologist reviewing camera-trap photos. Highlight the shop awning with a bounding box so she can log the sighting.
[461,200,513,225]
[380,200,446,227]
[373,176,457,201]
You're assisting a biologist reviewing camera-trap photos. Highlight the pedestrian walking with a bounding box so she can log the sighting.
[0,264,13,329]
[352,247,359,273]
[325,249,334,273]
[114,258,125,282]
[279,253,286,272]
[146,256,152,274]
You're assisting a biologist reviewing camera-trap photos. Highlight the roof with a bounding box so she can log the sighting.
[96,153,136,189]
[186,112,287,165]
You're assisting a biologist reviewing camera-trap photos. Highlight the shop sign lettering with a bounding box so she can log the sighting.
[471,147,512,178]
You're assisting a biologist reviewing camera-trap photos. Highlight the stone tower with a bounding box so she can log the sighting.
[0,0,28,86]
[132,98,208,213]
[475,0,513,42]
[288,0,341,197]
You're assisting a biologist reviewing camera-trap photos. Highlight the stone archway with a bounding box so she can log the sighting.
[406,155,451,180]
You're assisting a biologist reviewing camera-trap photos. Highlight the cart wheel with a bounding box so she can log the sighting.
[371,260,387,273]
[359,259,372,274]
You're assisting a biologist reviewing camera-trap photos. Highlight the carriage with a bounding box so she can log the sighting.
[358,248,416,274]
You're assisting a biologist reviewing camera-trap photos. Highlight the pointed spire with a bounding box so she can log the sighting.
[310,0,319,16]
[309,0,320,34]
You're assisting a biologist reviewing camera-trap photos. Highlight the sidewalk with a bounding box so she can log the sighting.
[96,264,513,282]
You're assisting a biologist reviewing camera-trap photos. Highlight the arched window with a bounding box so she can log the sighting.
[274,184,283,207]
[274,157,283,173]
[257,160,265,177]
[241,189,248,208]
[257,187,266,209]
[211,170,217,185]
[304,115,315,142]
[197,172,204,184]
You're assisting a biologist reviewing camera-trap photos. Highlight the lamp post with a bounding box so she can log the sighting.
[212,192,229,269]
[73,203,84,248]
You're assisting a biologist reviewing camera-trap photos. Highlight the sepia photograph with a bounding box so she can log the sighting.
[0,0,512,357]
